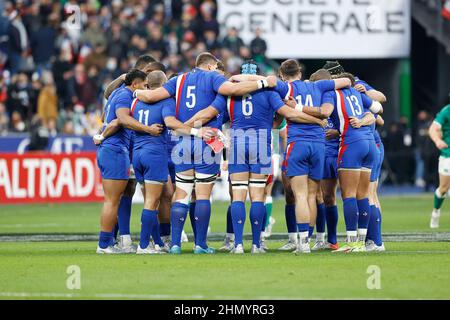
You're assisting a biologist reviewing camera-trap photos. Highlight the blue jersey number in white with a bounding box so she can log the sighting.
[138,109,150,125]
[346,95,363,116]
[242,94,253,116]
[295,94,313,109]
[186,86,196,109]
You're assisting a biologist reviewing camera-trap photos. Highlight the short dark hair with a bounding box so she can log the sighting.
[124,69,147,86]
[217,60,225,73]
[339,72,356,86]
[323,61,345,76]
[145,61,167,74]
[279,59,301,79]
[195,52,218,68]
[134,54,157,70]
[310,69,332,82]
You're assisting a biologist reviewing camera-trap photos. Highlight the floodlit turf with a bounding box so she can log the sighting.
[0,195,449,234]
[0,241,449,300]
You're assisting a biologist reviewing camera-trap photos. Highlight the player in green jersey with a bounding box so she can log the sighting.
[429,103,450,228]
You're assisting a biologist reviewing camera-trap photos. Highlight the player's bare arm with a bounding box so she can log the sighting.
[285,96,334,119]
[184,106,219,128]
[116,108,163,136]
[429,122,449,150]
[164,116,216,140]
[217,76,276,96]
[355,84,387,103]
[93,119,120,145]
[104,74,126,99]
[228,74,266,82]
[277,105,327,128]
[134,87,171,104]
[349,112,376,129]
[333,78,352,90]
[376,115,385,127]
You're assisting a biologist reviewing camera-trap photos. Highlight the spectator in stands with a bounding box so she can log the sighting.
[222,27,245,56]
[10,111,25,133]
[37,71,58,136]
[30,15,57,72]
[7,10,30,75]
[6,72,32,120]
[52,47,74,110]
[0,102,9,135]
[250,28,267,61]
[417,110,440,191]
[71,64,97,110]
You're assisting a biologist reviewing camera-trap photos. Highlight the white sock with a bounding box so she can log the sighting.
[226,233,235,241]
[346,231,357,242]
[120,234,132,246]
[289,233,298,243]
[299,232,309,243]
[432,209,441,216]
[316,232,325,242]
[358,228,367,237]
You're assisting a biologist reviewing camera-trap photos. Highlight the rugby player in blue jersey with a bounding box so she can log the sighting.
[99,54,159,252]
[314,70,383,253]
[184,60,327,254]
[324,61,387,252]
[134,52,278,254]
[273,60,352,254]
[130,71,214,254]
[95,69,164,254]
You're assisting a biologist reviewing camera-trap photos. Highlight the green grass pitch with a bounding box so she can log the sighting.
[0,195,450,300]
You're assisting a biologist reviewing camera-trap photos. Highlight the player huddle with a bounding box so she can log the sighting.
[94,52,387,255]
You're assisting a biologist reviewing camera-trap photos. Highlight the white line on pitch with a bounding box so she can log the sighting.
[0,292,395,300]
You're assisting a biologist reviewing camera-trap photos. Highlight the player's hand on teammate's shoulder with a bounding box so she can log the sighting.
[147,123,164,136]
[349,117,362,128]
[354,84,367,93]
[284,96,297,109]
[436,140,449,150]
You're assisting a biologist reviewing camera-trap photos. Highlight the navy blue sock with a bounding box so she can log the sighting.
[99,231,113,249]
[261,207,267,232]
[118,196,132,235]
[113,223,119,242]
[375,207,383,246]
[285,204,297,233]
[151,219,164,247]
[316,203,326,233]
[231,201,246,245]
[170,202,189,247]
[357,198,371,230]
[160,223,170,237]
[226,205,234,234]
[343,198,358,232]
[297,223,309,233]
[140,209,158,249]
[309,226,314,238]
[189,201,197,242]
[367,205,377,241]
[194,200,211,249]
[249,202,265,247]
[325,205,339,244]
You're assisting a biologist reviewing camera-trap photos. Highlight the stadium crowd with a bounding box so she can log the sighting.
[0,0,273,137]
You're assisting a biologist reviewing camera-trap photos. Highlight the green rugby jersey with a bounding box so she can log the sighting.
[434,104,450,158]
